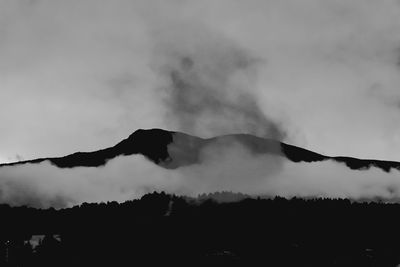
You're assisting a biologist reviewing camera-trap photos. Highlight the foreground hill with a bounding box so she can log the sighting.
[2,192,400,267]
[1,128,399,172]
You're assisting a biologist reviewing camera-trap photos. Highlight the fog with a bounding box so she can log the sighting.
[0,142,399,208]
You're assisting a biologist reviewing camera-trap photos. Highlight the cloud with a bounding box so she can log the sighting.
[0,0,166,160]
[272,160,400,200]
[0,155,175,208]
[171,138,284,195]
[2,0,400,162]
[0,136,399,208]
[148,22,285,139]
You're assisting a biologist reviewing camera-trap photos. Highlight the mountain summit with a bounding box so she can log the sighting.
[1,128,399,172]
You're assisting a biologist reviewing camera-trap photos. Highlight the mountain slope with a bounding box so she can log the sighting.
[1,128,399,172]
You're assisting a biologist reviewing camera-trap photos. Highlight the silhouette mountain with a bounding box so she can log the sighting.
[1,128,399,172]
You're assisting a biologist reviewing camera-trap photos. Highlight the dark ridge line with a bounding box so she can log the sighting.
[331,156,400,172]
[0,128,174,168]
[280,143,400,172]
[1,128,399,172]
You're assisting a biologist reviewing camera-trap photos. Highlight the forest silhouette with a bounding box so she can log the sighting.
[1,191,400,266]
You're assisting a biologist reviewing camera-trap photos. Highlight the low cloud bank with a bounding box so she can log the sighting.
[0,140,399,208]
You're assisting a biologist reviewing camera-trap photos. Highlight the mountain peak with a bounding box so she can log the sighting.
[128,128,174,139]
[115,128,174,163]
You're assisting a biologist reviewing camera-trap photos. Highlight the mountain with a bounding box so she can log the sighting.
[1,128,399,172]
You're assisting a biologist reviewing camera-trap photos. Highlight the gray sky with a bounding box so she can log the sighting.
[2,0,400,163]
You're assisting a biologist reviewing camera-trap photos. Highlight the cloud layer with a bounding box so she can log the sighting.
[0,140,399,208]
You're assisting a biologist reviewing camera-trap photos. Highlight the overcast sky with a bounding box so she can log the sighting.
[2,0,400,163]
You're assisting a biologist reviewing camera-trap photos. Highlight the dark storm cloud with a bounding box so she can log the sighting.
[151,23,285,139]
[167,56,284,139]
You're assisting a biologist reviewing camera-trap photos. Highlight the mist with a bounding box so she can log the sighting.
[0,140,399,208]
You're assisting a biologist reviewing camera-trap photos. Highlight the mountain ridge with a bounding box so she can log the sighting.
[1,128,399,172]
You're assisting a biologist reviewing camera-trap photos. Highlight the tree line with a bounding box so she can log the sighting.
[1,192,400,266]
